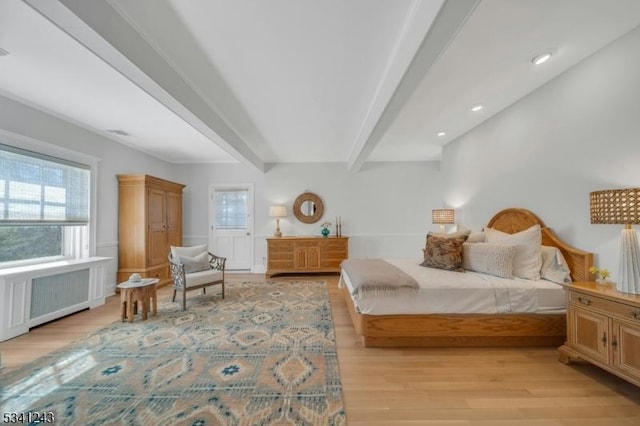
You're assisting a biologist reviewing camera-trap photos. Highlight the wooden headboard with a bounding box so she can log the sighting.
[486,208,593,282]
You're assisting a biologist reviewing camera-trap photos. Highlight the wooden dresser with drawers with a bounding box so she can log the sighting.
[266,236,348,277]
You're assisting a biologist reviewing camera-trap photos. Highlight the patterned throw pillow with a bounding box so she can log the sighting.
[485,225,542,280]
[420,234,468,272]
[462,243,516,278]
[179,251,210,273]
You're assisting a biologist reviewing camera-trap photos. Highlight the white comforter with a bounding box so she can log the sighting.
[340,258,566,315]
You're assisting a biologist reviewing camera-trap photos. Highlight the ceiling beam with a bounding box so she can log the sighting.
[25,0,265,172]
[347,0,479,172]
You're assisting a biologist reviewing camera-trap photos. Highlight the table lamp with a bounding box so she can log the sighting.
[432,208,455,232]
[269,205,287,238]
[590,188,640,294]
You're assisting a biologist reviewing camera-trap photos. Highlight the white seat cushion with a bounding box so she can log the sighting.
[185,269,223,288]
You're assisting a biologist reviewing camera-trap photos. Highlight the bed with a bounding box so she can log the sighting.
[339,208,593,348]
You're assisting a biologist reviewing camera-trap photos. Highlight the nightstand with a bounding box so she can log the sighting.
[559,281,640,387]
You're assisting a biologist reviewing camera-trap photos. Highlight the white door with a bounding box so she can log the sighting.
[209,185,253,270]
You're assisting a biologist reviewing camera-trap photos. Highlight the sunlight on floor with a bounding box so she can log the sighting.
[1,349,96,413]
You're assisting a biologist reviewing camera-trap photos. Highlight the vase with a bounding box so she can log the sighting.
[321,228,330,238]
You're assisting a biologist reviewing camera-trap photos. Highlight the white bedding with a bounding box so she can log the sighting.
[340,258,566,315]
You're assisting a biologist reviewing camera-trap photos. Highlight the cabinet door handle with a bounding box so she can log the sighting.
[631,310,640,320]
[601,332,607,346]
[577,296,591,306]
[612,335,618,350]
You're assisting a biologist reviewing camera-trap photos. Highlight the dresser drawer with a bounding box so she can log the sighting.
[294,240,321,248]
[268,252,293,261]
[268,241,293,253]
[569,291,638,320]
[268,259,293,269]
[322,240,347,250]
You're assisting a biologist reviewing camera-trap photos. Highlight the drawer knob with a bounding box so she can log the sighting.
[577,296,592,306]
[631,310,640,320]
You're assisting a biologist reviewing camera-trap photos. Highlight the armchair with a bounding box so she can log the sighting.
[168,245,226,310]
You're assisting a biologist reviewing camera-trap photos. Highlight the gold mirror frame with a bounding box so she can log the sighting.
[293,192,324,224]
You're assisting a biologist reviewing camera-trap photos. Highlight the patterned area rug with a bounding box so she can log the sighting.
[0,281,346,425]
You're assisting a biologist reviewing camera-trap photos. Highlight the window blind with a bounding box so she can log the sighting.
[0,143,90,225]
[214,189,248,229]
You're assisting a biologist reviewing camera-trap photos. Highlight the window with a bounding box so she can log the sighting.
[214,189,248,230]
[0,142,91,266]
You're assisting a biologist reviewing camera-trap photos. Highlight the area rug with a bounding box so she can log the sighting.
[0,280,346,425]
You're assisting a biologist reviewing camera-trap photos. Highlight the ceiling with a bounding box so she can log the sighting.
[1,0,640,172]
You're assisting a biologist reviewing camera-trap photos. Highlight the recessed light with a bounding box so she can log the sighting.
[470,104,483,112]
[437,132,446,137]
[0,48,9,57]
[532,52,552,65]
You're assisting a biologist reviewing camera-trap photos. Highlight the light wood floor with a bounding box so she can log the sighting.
[1,274,639,425]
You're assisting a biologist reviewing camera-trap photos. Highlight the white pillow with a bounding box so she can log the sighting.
[179,251,210,273]
[462,243,515,279]
[540,246,571,284]
[171,244,208,259]
[466,231,486,243]
[485,224,542,280]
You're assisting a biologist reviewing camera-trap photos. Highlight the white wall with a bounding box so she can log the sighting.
[441,26,640,281]
[0,94,444,280]
[173,161,442,271]
[0,95,175,290]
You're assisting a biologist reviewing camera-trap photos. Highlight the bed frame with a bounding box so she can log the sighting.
[341,208,593,347]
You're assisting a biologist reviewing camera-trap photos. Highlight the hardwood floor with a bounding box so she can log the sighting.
[2,274,639,425]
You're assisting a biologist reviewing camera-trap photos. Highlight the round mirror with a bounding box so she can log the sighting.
[293,192,324,224]
[301,200,316,215]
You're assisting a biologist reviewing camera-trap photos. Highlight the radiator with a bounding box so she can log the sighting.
[30,269,90,319]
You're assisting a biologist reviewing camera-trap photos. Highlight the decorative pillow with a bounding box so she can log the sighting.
[179,251,210,273]
[462,243,516,279]
[540,246,572,284]
[420,234,468,272]
[428,229,472,239]
[424,229,470,255]
[466,231,486,243]
[485,224,542,280]
[171,244,208,259]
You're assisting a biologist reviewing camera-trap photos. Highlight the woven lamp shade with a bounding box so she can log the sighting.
[432,209,455,225]
[590,188,640,225]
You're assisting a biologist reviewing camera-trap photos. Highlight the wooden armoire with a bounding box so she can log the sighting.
[117,174,185,287]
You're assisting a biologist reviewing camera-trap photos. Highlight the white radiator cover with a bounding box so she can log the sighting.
[0,257,111,341]
[30,269,91,319]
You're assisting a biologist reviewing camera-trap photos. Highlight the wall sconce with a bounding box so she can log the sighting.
[590,188,640,294]
[269,205,287,238]
[432,208,455,232]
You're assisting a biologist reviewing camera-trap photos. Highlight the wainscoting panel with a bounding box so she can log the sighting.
[96,242,118,295]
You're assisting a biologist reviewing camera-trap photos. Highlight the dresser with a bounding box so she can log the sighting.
[558,282,640,387]
[117,174,185,287]
[266,236,348,277]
